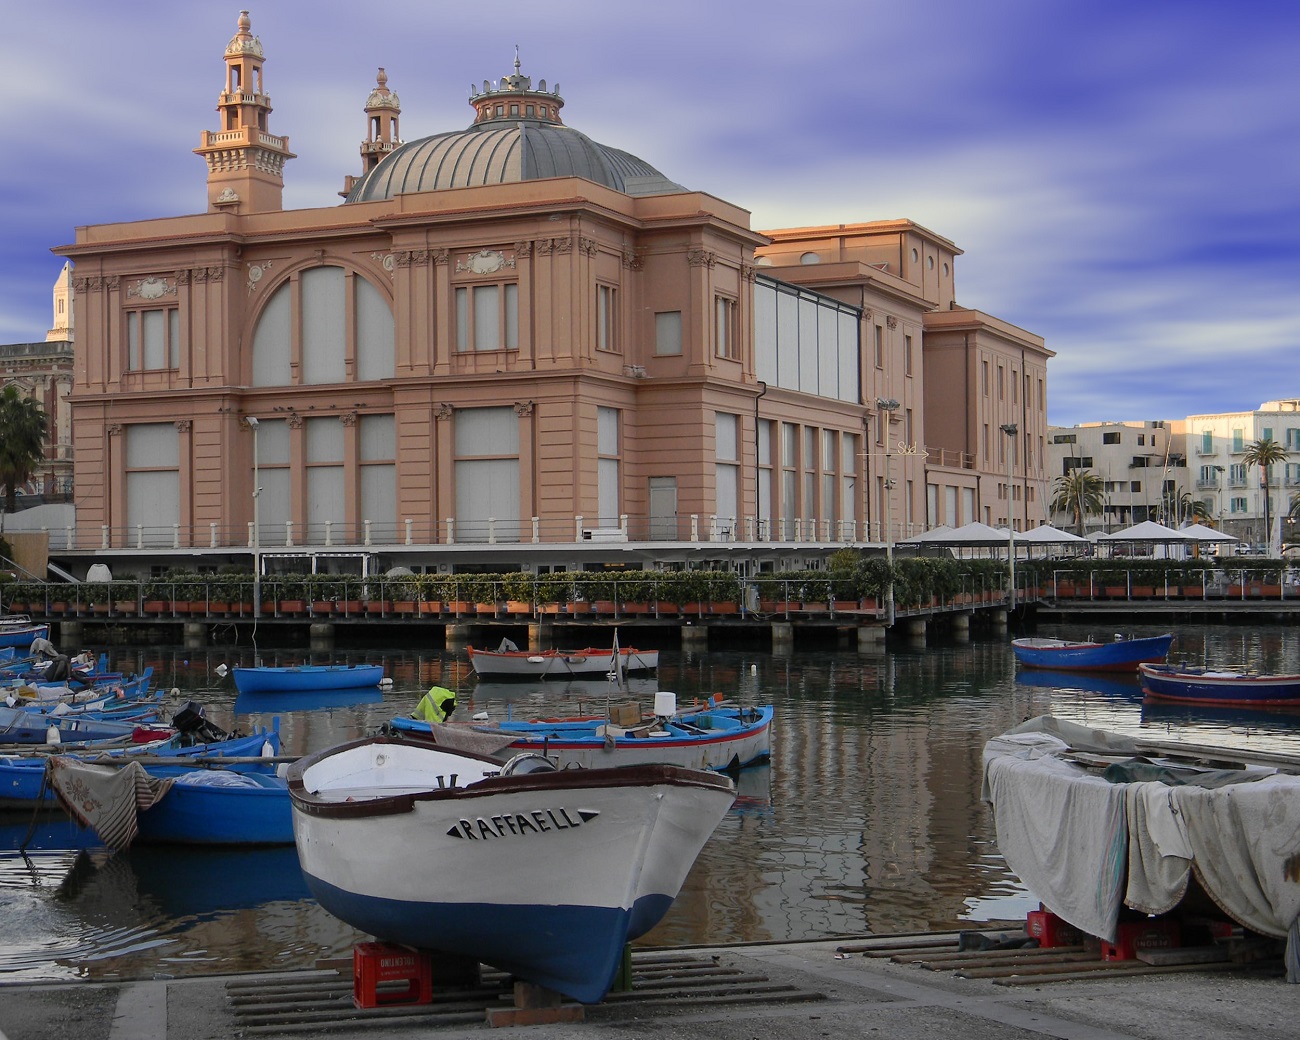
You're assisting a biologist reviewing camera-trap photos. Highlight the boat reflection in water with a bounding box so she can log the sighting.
[1013,669,1144,702]
[234,685,386,715]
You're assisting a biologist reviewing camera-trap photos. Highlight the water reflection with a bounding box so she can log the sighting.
[1,621,1297,980]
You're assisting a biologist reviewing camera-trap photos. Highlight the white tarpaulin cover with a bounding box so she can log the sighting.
[983,715,1300,981]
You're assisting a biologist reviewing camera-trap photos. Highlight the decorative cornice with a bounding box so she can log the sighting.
[578,237,598,258]
[395,249,430,268]
[687,250,716,268]
[741,263,757,282]
[515,241,533,259]
[621,249,644,271]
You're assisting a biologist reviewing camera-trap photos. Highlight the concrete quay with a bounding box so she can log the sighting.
[2,933,1296,1040]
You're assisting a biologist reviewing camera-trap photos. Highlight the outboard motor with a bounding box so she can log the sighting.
[171,700,231,745]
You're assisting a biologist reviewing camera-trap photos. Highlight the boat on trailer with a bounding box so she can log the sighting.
[287,734,734,1003]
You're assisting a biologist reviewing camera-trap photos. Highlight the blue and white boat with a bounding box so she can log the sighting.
[288,735,734,1004]
[0,615,49,650]
[1011,633,1173,673]
[391,694,773,773]
[1139,662,1300,707]
[232,663,385,694]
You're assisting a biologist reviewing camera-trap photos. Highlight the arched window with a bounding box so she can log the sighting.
[252,265,394,386]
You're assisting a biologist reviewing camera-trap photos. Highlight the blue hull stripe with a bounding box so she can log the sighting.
[304,874,671,1003]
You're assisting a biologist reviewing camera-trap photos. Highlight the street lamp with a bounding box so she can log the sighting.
[248,416,261,619]
[1000,423,1018,610]
[876,397,900,625]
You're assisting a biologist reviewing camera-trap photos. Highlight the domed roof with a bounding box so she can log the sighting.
[345,58,684,203]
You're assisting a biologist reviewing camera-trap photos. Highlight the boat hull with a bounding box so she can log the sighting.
[136,772,292,845]
[0,622,49,649]
[288,737,733,1003]
[393,705,773,773]
[468,647,658,680]
[1012,634,1173,672]
[1138,663,1300,707]
[232,664,384,694]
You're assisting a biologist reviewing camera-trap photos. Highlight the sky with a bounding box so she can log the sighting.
[3,0,1297,428]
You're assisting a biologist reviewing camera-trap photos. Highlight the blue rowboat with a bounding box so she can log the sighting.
[0,721,281,810]
[232,663,385,694]
[0,703,161,745]
[1011,633,1173,673]
[0,616,49,649]
[47,760,291,847]
[288,736,735,1004]
[390,696,773,774]
[1138,662,1300,707]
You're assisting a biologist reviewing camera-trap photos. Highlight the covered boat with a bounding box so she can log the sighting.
[47,759,291,847]
[1011,633,1173,672]
[1139,662,1300,707]
[287,735,735,1003]
[983,715,1300,981]
[232,663,385,694]
[468,643,658,680]
[391,693,772,773]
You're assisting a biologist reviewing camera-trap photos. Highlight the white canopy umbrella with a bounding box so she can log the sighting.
[1015,525,1088,544]
[945,521,1016,545]
[1098,520,1192,541]
[896,525,955,545]
[1178,523,1237,543]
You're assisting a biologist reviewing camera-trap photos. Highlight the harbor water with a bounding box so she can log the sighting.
[2,621,1298,983]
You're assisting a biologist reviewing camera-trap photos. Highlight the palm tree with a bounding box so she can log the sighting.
[1242,437,1288,551]
[1050,469,1105,536]
[0,384,48,514]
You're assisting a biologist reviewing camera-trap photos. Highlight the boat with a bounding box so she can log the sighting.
[1138,662,1300,707]
[982,715,1300,981]
[0,615,49,649]
[0,712,281,810]
[467,643,658,680]
[47,758,291,847]
[0,703,168,745]
[390,692,773,773]
[1011,633,1173,672]
[287,734,735,1003]
[231,663,385,694]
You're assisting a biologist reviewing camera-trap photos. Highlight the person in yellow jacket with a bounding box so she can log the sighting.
[412,685,456,724]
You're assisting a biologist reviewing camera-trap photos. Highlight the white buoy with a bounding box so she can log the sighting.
[379,677,394,687]
[46,724,61,745]
[751,664,757,675]
[215,664,229,678]
[473,711,490,721]
[654,691,677,718]
[261,739,274,757]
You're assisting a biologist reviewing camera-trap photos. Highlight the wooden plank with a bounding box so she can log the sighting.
[1136,945,1230,966]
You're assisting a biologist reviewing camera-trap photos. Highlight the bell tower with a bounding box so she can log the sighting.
[194,10,295,213]
[341,68,402,198]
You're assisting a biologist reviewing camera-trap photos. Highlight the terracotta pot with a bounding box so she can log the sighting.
[711,601,740,614]
[446,600,472,615]
[568,601,592,614]
[142,600,168,614]
[278,599,307,614]
[620,602,651,614]
[505,600,533,614]
[593,600,618,614]
[393,600,418,614]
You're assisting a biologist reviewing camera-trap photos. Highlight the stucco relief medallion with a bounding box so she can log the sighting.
[457,249,514,275]
[130,276,174,301]
[247,261,273,291]
[371,252,396,274]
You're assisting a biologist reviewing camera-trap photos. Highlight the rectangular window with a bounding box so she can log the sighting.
[981,360,989,396]
[1230,463,1247,485]
[455,283,518,351]
[1286,428,1300,450]
[1103,431,1120,444]
[598,407,620,526]
[1232,428,1245,453]
[874,326,884,369]
[1230,497,1247,514]
[1200,429,1214,454]
[715,296,737,358]
[997,365,1005,400]
[715,412,739,523]
[596,285,618,353]
[654,311,682,355]
[904,335,913,376]
[127,307,181,370]
[1011,369,1018,404]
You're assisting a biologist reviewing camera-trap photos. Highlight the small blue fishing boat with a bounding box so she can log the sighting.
[0,703,163,745]
[1011,633,1173,673]
[47,760,291,847]
[232,663,385,694]
[1138,662,1300,707]
[0,716,281,810]
[0,615,49,649]
[391,693,773,773]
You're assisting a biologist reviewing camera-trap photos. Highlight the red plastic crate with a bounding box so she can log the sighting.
[1026,907,1083,948]
[353,942,433,1008]
[1100,919,1181,961]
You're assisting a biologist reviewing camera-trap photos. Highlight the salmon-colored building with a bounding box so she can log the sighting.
[53,12,1049,579]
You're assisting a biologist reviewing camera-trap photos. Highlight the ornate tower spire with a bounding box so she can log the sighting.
[341,68,402,198]
[194,10,295,213]
[468,53,564,126]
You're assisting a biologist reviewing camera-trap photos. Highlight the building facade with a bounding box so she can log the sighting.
[51,13,1047,579]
